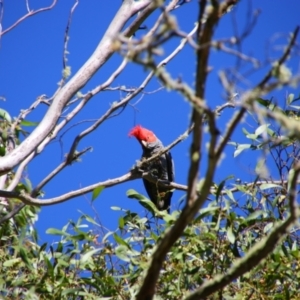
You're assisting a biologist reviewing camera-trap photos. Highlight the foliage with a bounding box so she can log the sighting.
[1,98,300,298]
[1,169,300,299]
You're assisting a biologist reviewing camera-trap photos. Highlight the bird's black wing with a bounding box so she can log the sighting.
[165,151,175,182]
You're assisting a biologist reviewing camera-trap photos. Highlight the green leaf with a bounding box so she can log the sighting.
[102,231,114,242]
[244,211,264,222]
[287,168,295,192]
[246,133,258,140]
[259,183,283,190]
[225,189,235,202]
[139,198,159,214]
[242,127,251,135]
[0,146,5,156]
[80,248,102,264]
[234,144,251,157]
[287,93,294,105]
[215,181,225,201]
[113,233,130,248]
[126,189,148,201]
[256,97,270,107]
[20,120,39,127]
[19,247,31,267]
[255,124,270,136]
[92,186,104,202]
[215,176,234,201]
[78,211,100,226]
[111,206,122,211]
[119,217,125,229]
[197,206,219,219]
[44,256,54,279]
[70,233,87,241]
[255,159,269,178]
[0,108,12,122]
[24,177,33,192]
[39,243,47,253]
[115,245,131,262]
[46,228,70,237]
[127,189,158,214]
[227,226,235,244]
[57,258,69,267]
[256,98,284,113]
[3,258,21,267]
[227,141,238,147]
[263,222,273,233]
[61,288,82,296]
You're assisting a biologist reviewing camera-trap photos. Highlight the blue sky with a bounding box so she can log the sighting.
[0,0,299,244]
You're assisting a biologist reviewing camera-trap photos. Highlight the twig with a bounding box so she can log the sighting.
[0,115,215,207]
[143,0,181,39]
[0,171,139,206]
[62,0,79,71]
[25,0,30,13]
[257,26,299,90]
[31,147,92,197]
[0,0,58,36]
[212,41,260,67]
[0,0,153,175]
[123,0,163,38]
[11,94,48,133]
[66,23,198,163]
[0,203,26,225]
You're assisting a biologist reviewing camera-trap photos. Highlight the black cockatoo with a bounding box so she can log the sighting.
[129,125,174,212]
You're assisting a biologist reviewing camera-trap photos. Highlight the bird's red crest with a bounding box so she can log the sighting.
[128,125,157,142]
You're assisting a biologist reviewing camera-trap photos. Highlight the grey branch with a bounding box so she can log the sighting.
[0,0,153,175]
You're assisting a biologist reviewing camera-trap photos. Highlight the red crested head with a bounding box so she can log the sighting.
[128,125,157,143]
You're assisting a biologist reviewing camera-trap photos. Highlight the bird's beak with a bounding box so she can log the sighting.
[141,140,148,147]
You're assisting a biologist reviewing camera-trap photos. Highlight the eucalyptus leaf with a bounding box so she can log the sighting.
[92,185,104,201]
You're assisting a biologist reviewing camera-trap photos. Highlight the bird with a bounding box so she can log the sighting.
[128,125,175,213]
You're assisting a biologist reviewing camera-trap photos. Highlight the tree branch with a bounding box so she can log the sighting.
[256,26,299,90]
[62,0,79,74]
[0,0,58,36]
[31,147,92,198]
[0,122,196,207]
[0,0,152,175]
[66,23,198,163]
[136,1,224,298]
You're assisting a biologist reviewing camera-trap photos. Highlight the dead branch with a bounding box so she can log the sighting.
[62,0,79,77]
[0,0,153,175]
[0,0,58,36]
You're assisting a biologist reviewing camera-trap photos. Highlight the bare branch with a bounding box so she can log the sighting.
[62,0,79,74]
[0,0,58,36]
[66,23,198,163]
[212,41,260,67]
[122,0,181,38]
[257,26,299,89]
[0,203,26,225]
[0,171,138,206]
[0,121,196,208]
[31,147,92,198]
[143,0,181,39]
[11,95,48,133]
[0,0,153,175]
